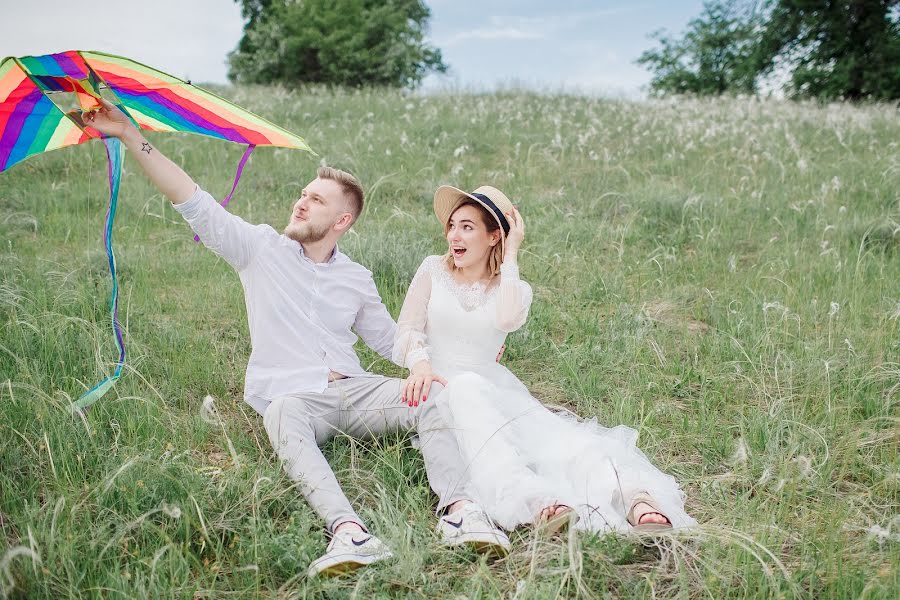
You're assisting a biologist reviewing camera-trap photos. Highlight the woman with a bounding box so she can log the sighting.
[392,185,695,534]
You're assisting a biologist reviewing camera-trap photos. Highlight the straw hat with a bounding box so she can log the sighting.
[433,185,514,257]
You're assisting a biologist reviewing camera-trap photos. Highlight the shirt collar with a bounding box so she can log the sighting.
[298,242,339,265]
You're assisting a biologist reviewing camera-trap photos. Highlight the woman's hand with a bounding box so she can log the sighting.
[402,360,447,407]
[504,206,525,256]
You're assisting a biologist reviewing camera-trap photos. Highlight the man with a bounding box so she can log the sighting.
[85,99,509,577]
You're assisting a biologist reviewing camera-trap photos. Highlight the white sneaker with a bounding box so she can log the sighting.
[437,503,510,555]
[307,530,394,577]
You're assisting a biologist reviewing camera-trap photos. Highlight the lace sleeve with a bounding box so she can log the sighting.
[392,256,435,369]
[495,262,533,333]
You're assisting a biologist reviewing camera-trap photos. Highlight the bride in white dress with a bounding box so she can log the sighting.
[392,184,696,534]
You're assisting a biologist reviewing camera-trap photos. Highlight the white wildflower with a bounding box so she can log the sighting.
[829,302,840,317]
[161,502,182,519]
[890,302,900,321]
[763,301,790,316]
[200,395,221,425]
[730,438,749,465]
[2,546,41,596]
[867,517,900,545]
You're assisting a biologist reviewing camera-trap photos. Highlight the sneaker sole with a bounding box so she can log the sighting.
[441,533,510,556]
[307,551,393,578]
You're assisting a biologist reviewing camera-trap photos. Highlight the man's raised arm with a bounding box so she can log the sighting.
[85,99,268,271]
[85,98,196,204]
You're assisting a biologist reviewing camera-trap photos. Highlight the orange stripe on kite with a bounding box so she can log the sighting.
[0,66,29,103]
[86,58,299,148]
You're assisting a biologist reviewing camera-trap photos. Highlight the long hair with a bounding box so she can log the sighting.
[442,199,504,277]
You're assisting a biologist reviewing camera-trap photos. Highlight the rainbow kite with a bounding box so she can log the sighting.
[0,50,314,410]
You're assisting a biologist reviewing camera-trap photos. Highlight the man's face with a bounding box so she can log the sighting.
[284,177,351,244]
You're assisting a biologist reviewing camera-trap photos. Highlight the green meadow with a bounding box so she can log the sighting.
[1,87,897,598]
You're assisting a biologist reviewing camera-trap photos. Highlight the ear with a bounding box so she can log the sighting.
[489,231,500,247]
[334,212,354,232]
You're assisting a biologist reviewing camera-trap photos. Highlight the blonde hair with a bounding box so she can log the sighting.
[442,199,504,277]
[317,166,364,224]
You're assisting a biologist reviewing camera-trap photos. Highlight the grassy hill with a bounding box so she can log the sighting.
[1,87,897,598]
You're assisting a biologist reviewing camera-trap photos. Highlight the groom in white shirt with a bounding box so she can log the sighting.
[84,99,510,577]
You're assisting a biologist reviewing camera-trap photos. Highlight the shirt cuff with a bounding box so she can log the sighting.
[405,348,430,371]
[499,261,520,281]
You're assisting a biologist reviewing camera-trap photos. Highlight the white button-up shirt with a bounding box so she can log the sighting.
[174,187,397,415]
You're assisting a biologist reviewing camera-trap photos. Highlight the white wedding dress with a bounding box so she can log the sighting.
[393,255,695,532]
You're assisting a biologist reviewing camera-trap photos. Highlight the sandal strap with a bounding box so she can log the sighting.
[626,492,670,526]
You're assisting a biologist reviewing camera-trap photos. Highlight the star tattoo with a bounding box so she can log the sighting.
[141,142,152,154]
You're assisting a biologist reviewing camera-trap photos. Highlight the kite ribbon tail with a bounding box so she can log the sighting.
[194,144,255,242]
[71,137,126,412]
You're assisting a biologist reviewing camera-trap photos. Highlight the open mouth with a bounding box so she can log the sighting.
[452,247,467,259]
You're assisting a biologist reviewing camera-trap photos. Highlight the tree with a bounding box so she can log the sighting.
[637,1,762,96]
[638,0,900,100]
[228,0,447,88]
[755,0,900,101]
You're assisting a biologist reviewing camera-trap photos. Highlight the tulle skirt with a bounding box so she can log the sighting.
[431,361,696,532]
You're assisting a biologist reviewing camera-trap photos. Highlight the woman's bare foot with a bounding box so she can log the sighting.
[630,501,671,526]
[538,504,570,522]
[536,504,576,536]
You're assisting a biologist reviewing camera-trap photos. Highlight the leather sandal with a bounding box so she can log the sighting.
[626,492,672,533]
[536,504,578,536]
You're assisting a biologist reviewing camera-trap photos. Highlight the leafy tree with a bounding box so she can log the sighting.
[755,0,900,100]
[637,1,761,96]
[638,0,900,100]
[228,0,447,88]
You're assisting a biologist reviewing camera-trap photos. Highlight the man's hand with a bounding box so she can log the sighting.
[83,98,138,141]
[82,98,196,204]
[401,360,447,407]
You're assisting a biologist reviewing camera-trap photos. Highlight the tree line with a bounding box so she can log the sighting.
[228,0,899,101]
[637,0,899,101]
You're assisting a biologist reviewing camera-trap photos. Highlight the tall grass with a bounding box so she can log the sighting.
[1,87,897,598]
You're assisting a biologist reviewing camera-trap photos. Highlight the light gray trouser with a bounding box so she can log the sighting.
[263,375,474,532]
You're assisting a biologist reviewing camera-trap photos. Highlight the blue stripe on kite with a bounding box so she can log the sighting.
[6,95,58,167]
[20,55,67,77]
[114,89,231,141]
[0,87,42,171]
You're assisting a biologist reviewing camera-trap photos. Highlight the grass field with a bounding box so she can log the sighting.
[1,87,898,598]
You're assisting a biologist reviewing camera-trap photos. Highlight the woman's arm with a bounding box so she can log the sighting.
[393,257,444,406]
[495,207,533,332]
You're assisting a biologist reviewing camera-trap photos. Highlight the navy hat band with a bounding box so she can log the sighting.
[469,192,510,235]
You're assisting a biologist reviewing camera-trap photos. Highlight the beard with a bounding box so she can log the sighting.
[284,219,331,244]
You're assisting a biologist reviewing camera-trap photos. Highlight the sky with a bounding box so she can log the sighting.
[0,0,706,97]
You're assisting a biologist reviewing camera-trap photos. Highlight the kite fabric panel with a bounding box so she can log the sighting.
[1,50,311,173]
[0,50,314,410]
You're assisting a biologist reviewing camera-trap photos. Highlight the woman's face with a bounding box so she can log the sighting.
[446,204,500,271]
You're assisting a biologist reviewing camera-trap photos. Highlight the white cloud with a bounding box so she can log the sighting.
[436,6,638,48]
[441,27,545,45]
